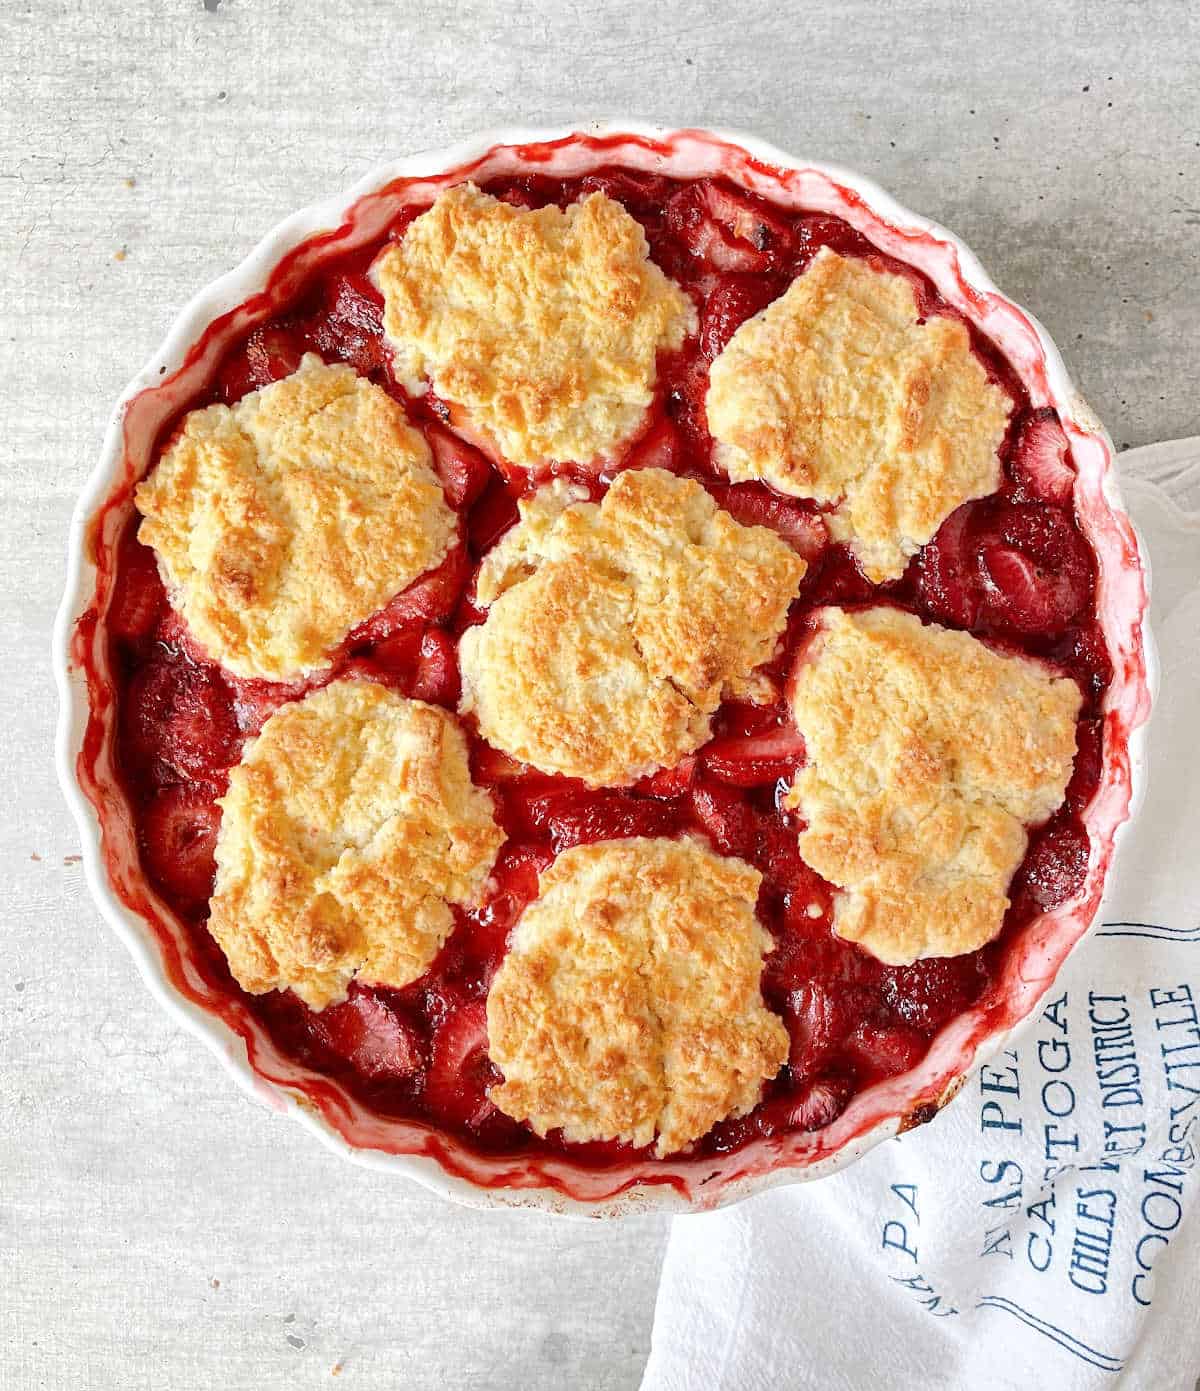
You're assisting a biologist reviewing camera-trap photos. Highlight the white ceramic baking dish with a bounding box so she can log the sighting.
[54,124,1154,1215]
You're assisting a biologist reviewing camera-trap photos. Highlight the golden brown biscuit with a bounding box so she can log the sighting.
[784,606,1082,964]
[209,680,504,1009]
[136,354,456,680]
[487,837,787,1155]
[706,249,1012,582]
[459,468,806,786]
[374,184,696,470]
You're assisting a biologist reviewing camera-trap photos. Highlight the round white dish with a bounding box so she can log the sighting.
[54,124,1154,1214]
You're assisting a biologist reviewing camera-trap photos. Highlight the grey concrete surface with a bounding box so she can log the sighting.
[1,2,1197,1388]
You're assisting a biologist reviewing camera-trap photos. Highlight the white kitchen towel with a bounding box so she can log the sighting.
[642,442,1200,1391]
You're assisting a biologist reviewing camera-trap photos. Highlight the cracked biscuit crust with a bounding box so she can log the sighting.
[136,354,456,681]
[374,184,696,470]
[487,837,787,1156]
[209,680,504,1010]
[458,468,806,786]
[785,607,1082,965]
[706,248,1012,582]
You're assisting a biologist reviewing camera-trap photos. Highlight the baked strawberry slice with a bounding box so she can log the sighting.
[310,273,387,377]
[976,500,1092,635]
[123,657,240,783]
[216,323,307,403]
[623,415,682,474]
[703,183,794,255]
[577,169,673,213]
[470,744,538,785]
[782,980,841,1076]
[689,778,758,860]
[981,537,1088,632]
[349,544,470,643]
[407,628,460,705]
[775,854,836,935]
[916,504,983,629]
[664,186,760,272]
[804,544,876,609]
[140,784,221,910]
[775,1068,854,1131]
[108,533,165,644]
[468,476,521,554]
[633,756,698,799]
[332,657,394,691]
[1013,815,1091,914]
[713,698,785,739]
[1065,718,1103,813]
[763,911,860,1006]
[502,780,580,835]
[921,497,1092,638]
[845,1021,928,1081]
[467,841,552,968]
[699,274,782,359]
[152,607,207,662]
[514,786,679,851]
[390,544,471,627]
[547,793,679,851]
[709,482,828,563]
[426,1000,505,1130]
[228,675,309,736]
[669,182,794,273]
[660,351,712,452]
[362,628,423,679]
[703,722,805,787]
[243,325,306,389]
[487,174,563,210]
[325,270,383,328]
[426,423,494,509]
[1050,621,1113,707]
[493,840,554,898]
[880,954,989,1034]
[794,214,875,265]
[419,977,471,1033]
[1008,410,1075,505]
[311,988,424,1081]
[336,636,427,692]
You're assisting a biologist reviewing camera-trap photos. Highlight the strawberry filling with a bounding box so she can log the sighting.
[104,168,1111,1166]
[699,274,786,359]
[140,784,221,910]
[107,527,166,645]
[918,497,1094,638]
[122,655,239,785]
[702,722,806,788]
[310,985,425,1082]
[1008,409,1076,505]
[425,424,494,509]
[707,482,829,564]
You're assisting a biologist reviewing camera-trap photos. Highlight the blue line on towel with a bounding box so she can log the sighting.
[976,1296,1123,1373]
[1097,919,1200,941]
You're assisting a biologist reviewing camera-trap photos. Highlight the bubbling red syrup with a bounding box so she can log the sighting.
[104,171,1109,1166]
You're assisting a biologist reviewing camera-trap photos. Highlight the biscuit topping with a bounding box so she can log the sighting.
[374,184,696,470]
[458,468,806,786]
[136,355,456,680]
[707,248,1012,581]
[487,837,787,1155]
[209,680,504,1009]
[785,607,1082,964]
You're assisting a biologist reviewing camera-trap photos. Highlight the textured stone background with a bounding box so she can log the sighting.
[2,2,1197,1388]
